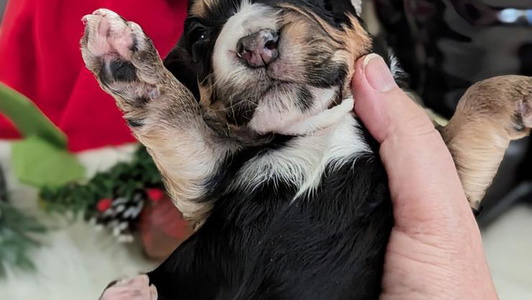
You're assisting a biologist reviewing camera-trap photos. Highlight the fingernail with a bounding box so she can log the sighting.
[363,53,396,92]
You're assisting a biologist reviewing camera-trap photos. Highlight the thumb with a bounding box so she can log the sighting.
[353,54,434,144]
[352,54,472,232]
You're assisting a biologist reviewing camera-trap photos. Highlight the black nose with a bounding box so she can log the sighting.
[237,29,279,67]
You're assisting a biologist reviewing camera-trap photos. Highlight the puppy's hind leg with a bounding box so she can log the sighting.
[441,75,532,210]
[80,9,235,226]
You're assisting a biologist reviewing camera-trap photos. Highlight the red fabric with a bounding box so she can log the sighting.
[0,0,187,152]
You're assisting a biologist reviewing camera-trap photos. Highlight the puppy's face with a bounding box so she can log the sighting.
[164,0,371,135]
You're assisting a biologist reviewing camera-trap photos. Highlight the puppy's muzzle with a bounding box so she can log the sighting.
[237,29,279,68]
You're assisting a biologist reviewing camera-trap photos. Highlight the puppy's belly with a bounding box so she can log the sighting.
[148,146,393,300]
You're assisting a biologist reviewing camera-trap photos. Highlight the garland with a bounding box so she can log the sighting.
[39,146,167,242]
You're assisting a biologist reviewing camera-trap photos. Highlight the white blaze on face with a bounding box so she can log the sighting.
[212,1,279,86]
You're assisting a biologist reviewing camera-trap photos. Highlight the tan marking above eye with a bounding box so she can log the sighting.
[276,3,372,96]
[190,0,218,18]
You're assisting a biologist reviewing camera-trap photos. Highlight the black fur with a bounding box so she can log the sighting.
[225,99,258,126]
[306,62,349,89]
[148,127,392,300]
[146,1,394,299]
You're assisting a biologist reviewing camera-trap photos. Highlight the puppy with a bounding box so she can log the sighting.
[80,1,532,299]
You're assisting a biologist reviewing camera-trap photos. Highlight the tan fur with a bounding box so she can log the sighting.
[276,8,330,83]
[131,81,233,226]
[341,15,373,93]
[190,0,217,18]
[441,75,532,208]
[277,4,372,94]
[127,63,238,228]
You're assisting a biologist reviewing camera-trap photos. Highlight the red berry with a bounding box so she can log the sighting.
[97,198,113,212]
[146,188,165,202]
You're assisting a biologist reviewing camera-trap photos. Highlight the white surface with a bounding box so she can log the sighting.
[0,141,157,300]
[483,205,532,298]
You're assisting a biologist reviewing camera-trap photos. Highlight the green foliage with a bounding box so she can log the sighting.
[0,201,47,277]
[39,145,163,217]
[12,136,85,188]
[0,83,66,148]
[0,83,86,188]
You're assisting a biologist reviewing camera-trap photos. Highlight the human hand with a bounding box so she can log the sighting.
[352,54,499,300]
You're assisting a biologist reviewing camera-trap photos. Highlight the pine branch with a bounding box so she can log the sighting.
[39,145,164,217]
[0,201,47,277]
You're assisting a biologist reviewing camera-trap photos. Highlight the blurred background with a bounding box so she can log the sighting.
[0,0,531,299]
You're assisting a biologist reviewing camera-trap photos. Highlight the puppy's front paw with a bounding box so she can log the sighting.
[81,9,147,71]
[99,275,157,300]
[80,9,164,112]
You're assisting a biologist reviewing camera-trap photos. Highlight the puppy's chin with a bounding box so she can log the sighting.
[248,93,355,136]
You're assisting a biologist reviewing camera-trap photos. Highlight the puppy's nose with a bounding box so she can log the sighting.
[237,29,279,67]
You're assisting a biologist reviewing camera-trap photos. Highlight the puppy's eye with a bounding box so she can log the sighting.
[189,27,210,64]
[190,28,208,45]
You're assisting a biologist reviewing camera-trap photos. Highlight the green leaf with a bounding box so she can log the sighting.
[11,136,85,188]
[0,83,66,148]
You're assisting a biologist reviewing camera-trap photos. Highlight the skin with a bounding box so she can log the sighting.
[352,54,500,300]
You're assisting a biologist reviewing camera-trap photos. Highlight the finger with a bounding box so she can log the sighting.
[352,54,473,232]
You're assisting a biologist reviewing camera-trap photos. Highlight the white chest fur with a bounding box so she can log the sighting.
[233,115,371,198]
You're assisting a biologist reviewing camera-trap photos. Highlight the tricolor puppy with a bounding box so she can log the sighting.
[80,1,532,299]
